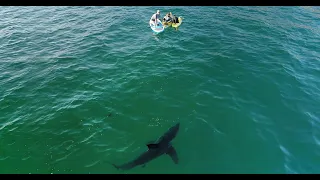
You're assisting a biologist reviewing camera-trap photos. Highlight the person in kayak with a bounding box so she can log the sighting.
[169,12,179,24]
[150,10,161,26]
[163,12,172,23]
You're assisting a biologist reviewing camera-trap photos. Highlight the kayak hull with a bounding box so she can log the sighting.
[149,19,164,33]
[172,17,182,28]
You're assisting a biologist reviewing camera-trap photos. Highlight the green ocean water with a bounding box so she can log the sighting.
[0,6,320,174]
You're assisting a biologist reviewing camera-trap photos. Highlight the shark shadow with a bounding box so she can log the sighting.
[110,122,180,171]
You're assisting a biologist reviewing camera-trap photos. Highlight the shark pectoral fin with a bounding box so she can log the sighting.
[167,146,179,164]
[141,164,146,168]
[147,143,159,149]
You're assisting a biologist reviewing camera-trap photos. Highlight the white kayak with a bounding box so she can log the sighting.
[149,19,164,34]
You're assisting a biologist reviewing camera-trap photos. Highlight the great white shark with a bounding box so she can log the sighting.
[111,122,180,170]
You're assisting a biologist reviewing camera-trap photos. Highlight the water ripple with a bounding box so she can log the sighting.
[0,6,319,174]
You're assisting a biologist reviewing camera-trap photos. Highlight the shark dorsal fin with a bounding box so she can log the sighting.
[146,143,159,149]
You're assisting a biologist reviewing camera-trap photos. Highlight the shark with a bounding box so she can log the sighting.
[111,122,180,170]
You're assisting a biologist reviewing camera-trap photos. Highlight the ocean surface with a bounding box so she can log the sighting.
[0,6,320,174]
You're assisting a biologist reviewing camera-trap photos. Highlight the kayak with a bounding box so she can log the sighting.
[149,19,164,34]
[172,17,182,28]
[162,21,172,28]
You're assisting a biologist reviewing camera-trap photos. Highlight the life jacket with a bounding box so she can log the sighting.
[173,15,179,23]
[163,15,171,22]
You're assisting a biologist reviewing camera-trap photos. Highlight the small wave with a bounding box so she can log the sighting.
[279,144,292,158]
[116,141,136,153]
[84,160,101,168]
[0,116,21,131]
[22,155,31,161]
[250,112,274,126]
[80,132,97,144]
[312,133,320,146]
[196,116,225,135]
[0,156,9,161]
[54,151,73,163]
[96,148,112,153]
[284,164,298,174]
